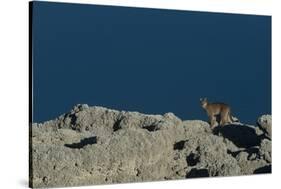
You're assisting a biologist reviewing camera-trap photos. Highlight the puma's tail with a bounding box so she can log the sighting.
[229,110,239,123]
[231,116,240,122]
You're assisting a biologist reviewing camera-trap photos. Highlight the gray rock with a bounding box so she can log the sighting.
[234,149,269,175]
[257,115,272,139]
[181,121,241,177]
[259,139,272,163]
[30,105,272,187]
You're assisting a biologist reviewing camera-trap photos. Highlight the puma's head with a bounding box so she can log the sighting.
[200,97,208,108]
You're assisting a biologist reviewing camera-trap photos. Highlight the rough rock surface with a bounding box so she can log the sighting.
[257,115,272,139]
[30,105,272,188]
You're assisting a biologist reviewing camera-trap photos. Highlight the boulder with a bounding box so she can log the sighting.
[257,115,272,139]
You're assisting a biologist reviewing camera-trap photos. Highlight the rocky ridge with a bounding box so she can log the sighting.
[30,104,272,188]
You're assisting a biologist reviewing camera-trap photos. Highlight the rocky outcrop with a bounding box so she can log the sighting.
[30,105,272,188]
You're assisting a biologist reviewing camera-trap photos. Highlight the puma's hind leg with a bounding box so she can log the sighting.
[219,110,228,126]
[227,112,233,124]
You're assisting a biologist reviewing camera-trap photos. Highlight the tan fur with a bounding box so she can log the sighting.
[200,98,233,129]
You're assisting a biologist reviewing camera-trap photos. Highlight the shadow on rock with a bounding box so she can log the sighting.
[186,168,209,178]
[227,147,260,159]
[142,124,160,132]
[64,136,97,149]
[173,140,187,150]
[186,153,200,166]
[213,124,261,148]
[254,165,271,174]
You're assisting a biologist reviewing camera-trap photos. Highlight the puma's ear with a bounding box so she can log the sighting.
[200,98,202,101]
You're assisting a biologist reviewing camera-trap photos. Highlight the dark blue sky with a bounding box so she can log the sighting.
[32,1,271,124]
